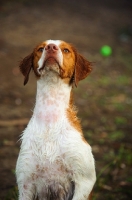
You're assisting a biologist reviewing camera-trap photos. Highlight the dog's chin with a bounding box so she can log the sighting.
[38,58,60,76]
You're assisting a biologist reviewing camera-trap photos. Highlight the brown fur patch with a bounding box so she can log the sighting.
[88,191,93,200]
[72,47,92,86]
[66,92,82,133]
[66,92,89,144]
[19,52,34,85]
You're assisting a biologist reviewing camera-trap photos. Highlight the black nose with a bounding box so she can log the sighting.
[45,44,59,52]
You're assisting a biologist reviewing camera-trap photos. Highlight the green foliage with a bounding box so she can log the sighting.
[117,145,132,166]
[109,130,125,141]
[5,187,18,200]
[115,116,127,125]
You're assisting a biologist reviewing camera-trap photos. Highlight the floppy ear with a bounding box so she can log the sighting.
[74,53,92,86]
[19,53,34,85]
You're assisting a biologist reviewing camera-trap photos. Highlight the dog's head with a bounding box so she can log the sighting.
[19,40,92,86]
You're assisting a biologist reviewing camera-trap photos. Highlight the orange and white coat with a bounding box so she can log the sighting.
[16,40,96,200]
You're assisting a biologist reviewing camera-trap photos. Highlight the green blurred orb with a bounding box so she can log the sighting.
[100,45,112,57]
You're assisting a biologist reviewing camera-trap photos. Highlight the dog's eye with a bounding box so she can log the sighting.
[63,48,70,53]
[38,47,44,52]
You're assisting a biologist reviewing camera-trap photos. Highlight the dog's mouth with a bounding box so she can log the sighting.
[38,57,64,76]
[45,57,59,66]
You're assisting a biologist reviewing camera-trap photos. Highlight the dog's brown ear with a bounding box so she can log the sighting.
[74,53,92,86]
[19,53,34,85]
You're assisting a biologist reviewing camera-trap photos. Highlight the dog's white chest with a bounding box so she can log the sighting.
[21,130,73,180]
[17,117,77,198]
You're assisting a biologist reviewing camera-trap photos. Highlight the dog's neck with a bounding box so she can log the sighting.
[33,74,72,127]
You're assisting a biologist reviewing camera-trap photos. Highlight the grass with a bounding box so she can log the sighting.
[5,187,18,200]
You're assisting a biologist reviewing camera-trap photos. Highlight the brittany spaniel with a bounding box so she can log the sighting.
[16,40,96,200]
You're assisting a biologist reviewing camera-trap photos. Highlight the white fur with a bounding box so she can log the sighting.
[16,40,96,200]
[38,40,63,73]
[46,39,61,46]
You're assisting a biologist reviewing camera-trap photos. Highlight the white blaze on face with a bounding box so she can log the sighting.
[38,40,63,73]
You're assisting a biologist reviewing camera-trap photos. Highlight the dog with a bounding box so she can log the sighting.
[16,40,96,200]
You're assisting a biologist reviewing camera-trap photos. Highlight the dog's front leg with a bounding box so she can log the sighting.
[17,181,36,200]
[72,177,96,200]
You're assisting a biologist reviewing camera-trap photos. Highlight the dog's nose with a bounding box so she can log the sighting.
[45,44,59,52]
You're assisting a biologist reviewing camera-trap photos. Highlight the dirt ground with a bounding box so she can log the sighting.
[0,0,132,199]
